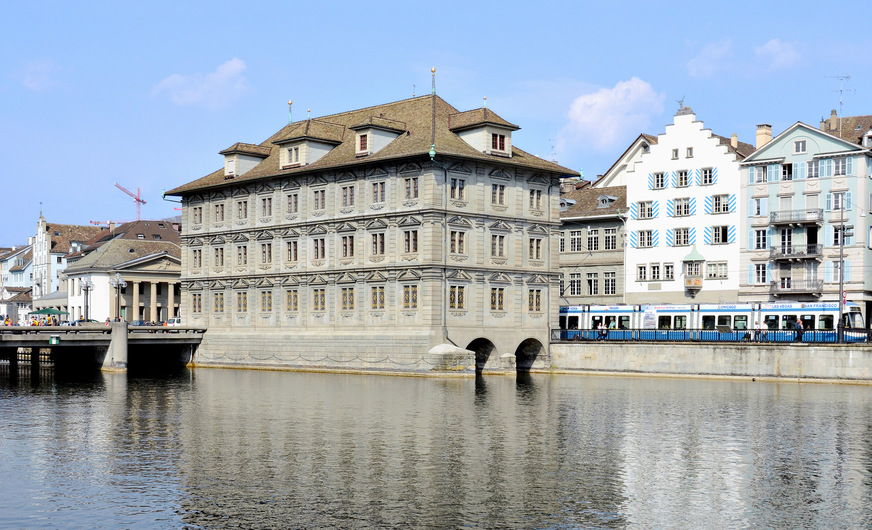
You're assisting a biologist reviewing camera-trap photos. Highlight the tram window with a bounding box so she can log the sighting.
[658,316,672,329]
[819,315,834,329]
[674,315,687,329]
[764,315,779,329]
[734,316,748,330]
[717,315,731,327]
[783,315,798,329]
[605,316,616,328]
[800,315,814,330]
[567,316,579,330]
[560,316,567,330]
[844,313,862,328]
[702,315,715,329]
[591,316,603,330]
[619,316,630,329]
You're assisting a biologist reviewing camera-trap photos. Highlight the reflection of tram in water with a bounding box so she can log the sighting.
[559,301,867,343]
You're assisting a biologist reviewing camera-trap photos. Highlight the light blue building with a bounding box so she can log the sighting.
[739,122,872,324]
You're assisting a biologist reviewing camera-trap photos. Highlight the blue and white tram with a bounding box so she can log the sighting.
[559,301,866,342]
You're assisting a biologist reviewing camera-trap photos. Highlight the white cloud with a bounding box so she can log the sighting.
[558,77,665,154]
[755,39,800,69]
[18,60,60,91]
[686,39,733,78]
[152,58,249,110]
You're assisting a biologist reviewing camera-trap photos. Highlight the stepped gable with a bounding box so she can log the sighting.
[167,95,577,195]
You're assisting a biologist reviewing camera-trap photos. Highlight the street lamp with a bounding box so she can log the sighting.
[109,273,127,322]
[82,278,95,321]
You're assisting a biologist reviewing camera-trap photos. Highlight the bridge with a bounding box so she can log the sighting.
[0,323,205,373]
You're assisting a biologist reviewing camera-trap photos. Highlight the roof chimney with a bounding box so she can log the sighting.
[109,222,116,233]
[730,133,738,149]
[756,124,772,149]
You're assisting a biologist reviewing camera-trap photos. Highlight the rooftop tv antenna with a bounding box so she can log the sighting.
[826,75,853,137]
[114,182,146,220]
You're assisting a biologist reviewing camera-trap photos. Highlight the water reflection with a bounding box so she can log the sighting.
[2,367,872,527]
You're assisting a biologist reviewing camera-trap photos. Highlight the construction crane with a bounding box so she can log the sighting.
[115,182,146,220]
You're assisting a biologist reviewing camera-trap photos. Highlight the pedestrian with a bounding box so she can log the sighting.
[794,319,804,343]
[597,322,607,340]
[754,321,761,342]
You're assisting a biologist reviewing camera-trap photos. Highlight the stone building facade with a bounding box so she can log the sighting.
[166,94,576,372]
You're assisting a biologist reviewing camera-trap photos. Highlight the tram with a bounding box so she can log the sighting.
[558,301,867,343]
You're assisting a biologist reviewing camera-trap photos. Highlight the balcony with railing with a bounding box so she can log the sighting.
[769,244,823,261]
[769,208,823,225]
[769,279,823,296]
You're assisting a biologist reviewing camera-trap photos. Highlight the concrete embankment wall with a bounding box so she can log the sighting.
[549,342,872,382]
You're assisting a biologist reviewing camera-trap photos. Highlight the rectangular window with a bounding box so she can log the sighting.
[491,184,506,205]
[490,287,505,311]
[371,233,385,255]
[587,229,599,251]
[213,293,224,313]
[287,193,299,214]
[712,226,729,244]
[755,229,768,250]
[604,272,616,295]
[213,247,224,267]
[312,288,326,311]
[371,286,385,310]
[215,204,225,222]
[528,238,542,260]
[192,293,202,313]
[781,164,793,181]
[702,168,714,185]
[404,178,418,200]
[491,234,505,257]
[677,170,689,187]
[403,285,418,309]
[261,197,273,217]
[236,292,248,312]
[706,262,728,279]
[192,207,203,224]
[834,157,847,176]
[795,140,806,153]
[664,263,674,280]
[637,265,647,281]
[807,160,819,178]
[261,291,273,312]
[755,264,767,284]
[569,230,583,252]
[529,189,542,209]
[686,147,693,158]
[341,287,355,311]
[674,228,689,246]
[341,186,355,207]
[341,235,354,257]
[359,134,368,152]
[674,197,690,216]
[528,289,541,312]
[450,178,465,200]
[671,149,679,159]
[712,194,730,213]
[237,200,248,219]
[587,273,598,295]
[604,228,617,250]
[237,246,247,265]
[313,189,326,210]
[685,262,701,276]
[569,273,582,296]
[638,201,653,219]
[491,133,506,151]
[450,231,465,254]
[651,263,661,280]
[372,182,386,203]
[312,238,325,260]
[752,198,765,216]
[286,289,298,311]
[638,230,653,247]
[834,226,852,246]
[286,241,297,262]
[403,230,418,253]
[192,249,202,268]
[653,172,665,189]
[260,243,272,264]
[449,285,465,309]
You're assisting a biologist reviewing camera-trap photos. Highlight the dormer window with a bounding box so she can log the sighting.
[359,134,368,153]
[289,147,299,164]
[492,134,506,152]
[449,108,518,158]
[350,117,404,157]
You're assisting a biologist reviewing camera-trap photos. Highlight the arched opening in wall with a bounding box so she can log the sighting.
[466,338,496,373]
[515,338,544,372]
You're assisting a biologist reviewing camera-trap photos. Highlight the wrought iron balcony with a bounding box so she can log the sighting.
[769,244,823,260]
[769,279,823,295]
[769,208,823,225]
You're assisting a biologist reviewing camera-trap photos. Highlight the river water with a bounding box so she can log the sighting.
[2,366,872,528]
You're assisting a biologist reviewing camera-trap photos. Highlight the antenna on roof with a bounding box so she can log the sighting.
[826,75,853,137]
[288,100,292,124]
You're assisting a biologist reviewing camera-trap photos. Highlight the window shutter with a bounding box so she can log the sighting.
[689,227,696,245]
[766,263,773,283]
[828,226,834,246]
[761,198,767,216]
[667,229,674,246]
[704,196,712,214]
[648,174,654,190]
[712,167,718,184]
[748,167,755,184]
[767,164,777,182]
[822,159,833,177]
[748,199,755,217]
[729,194,736,213]
[652,230,659,247]
[652,201,659,218]
[748,230,754,250]
[767,228,774,250]
[825,261,832,282]
[748,264,754,285]
[694,169,701,186]
[669,171,676,187]
[846,191,853,210]
[844,260,851,281]
[847,156,854,175]
[689,197,696,215]
[704,226,712,245]
[728,226,736,244]
[826,193,832,211]
[667,199,674,217]
[795,162,806,179]
[629,232,637,248]
[630,202,638,220]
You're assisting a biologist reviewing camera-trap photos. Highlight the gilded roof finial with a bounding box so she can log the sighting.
[288,100,292,124]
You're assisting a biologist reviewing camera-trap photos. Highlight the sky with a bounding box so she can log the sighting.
[1,1,869,246]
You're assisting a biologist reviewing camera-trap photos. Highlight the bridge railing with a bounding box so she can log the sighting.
[552,328,872,344]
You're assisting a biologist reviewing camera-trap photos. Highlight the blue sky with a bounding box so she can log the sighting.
[2,1,869,246]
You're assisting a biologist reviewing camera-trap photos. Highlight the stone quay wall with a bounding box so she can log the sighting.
[549,342,872,382]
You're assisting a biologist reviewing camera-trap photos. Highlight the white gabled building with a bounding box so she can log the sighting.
[620,105,754,304]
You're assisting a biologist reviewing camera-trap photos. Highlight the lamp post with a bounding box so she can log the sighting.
[109,273,127,322]
[82,278,94,321]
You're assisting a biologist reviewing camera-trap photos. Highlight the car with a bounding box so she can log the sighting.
[72,319,99,326]
[131,320,149,326]
[166,317,182,327]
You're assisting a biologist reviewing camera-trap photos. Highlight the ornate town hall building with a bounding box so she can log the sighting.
[166,92,576,371]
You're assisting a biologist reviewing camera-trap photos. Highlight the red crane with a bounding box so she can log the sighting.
[115,182,146,220]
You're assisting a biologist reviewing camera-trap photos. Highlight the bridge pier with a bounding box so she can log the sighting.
[102,322,128,372]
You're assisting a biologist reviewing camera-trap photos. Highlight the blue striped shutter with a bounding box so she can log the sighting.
[666,229,674,246]
[689,227,696,245]
[729,194,737,213]
[694,169,701,186]
[668,171,676,188]
[652,230,659,247]
[652,201,659,218]
[825,261,833,282]
[630,202,638,219]
[845,261,851,281]
[688,197,696,215]
[712,167,718,184]
[648,174,654,189]
[629,232,638,248]
[667,199,674,217]
[704,227,712,244]
[728,225,736,243]
[704,196,713,214]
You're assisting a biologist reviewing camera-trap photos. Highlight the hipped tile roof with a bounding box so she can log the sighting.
[560,185,627,219]
[64,239,181,273]
[44,223,106,254]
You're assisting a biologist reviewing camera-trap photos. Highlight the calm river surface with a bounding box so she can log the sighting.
[2,366,872,528]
